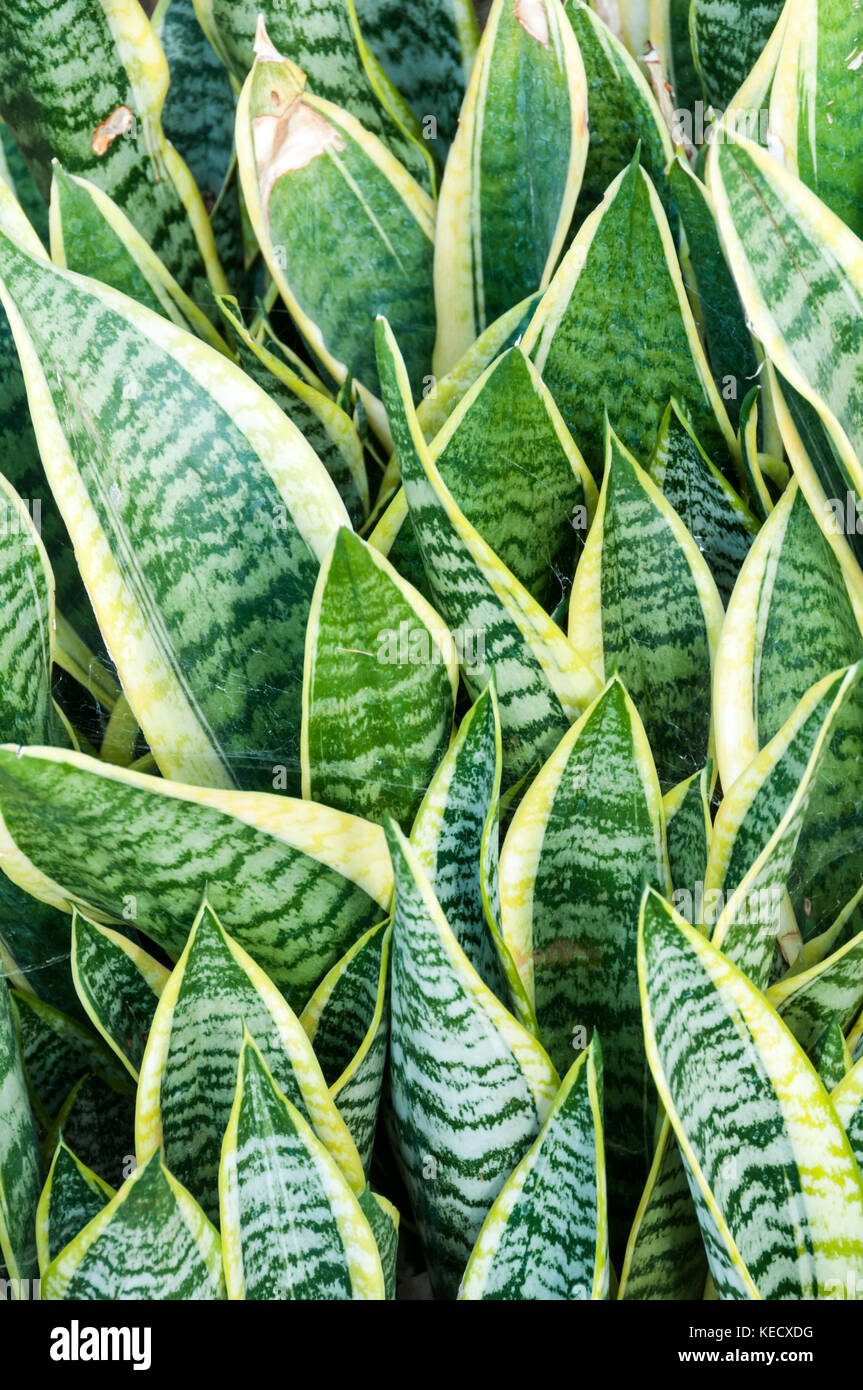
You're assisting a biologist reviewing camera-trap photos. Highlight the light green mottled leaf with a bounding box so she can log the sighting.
[0,983,40,1286]
[810,1017,852,1092]
[433,0,588,373]
[664,762,713,905]
[569,424,724,791]
[461,1039,608,1300]
[0,874,83,1023]
[70,912,169,1080]
[639,887,863,1300]
[358,1187,399,1300]
[524,155,735,480]
[500,676,669,1251]
[690,0,784,109]
[0,121,48,246]
[43,1152,225,1300]
[44,1073,135,1192]
[769,929,863,1054]
[386,822,558,1299]
[0,745,391,1006]
[0,467,59,746]
[301,528,456,830]
[35,1140,113,1274]
[618,1115,707,1300]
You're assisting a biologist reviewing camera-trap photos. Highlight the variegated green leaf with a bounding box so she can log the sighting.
[43,1151,225,1300]
[376,316,600,788]
[831,1057,863,1172]
[769,928,863,1054]
[500,676,669,1248]
[0,185,351,792]
[0,467,60,746]
[0,0,227,311]
[386,823,559,1299]
[647,398,758,606]
[568,424,724,791]
[300,921,390,1172]
[0,121,48,246]
[566,2,674,226]
[301,528,456,830]
[715,481,863,789]
[49,163,226,350]
[690,0,784,109]
[770,0,863,240]
[358,1187,399,1300]
[219,1031,385,1300]
[11,990,130,1128]
[353,0,478,155]
[136,900,365,1222]
[0,745,391,1005]
[35,1140,114,1274]
[411,680,524,1019]
[0,983,41,1286]
[44,1073,135,1192]
[639,886,863,1300]
[460,1040,608,1300]
[618,1114,708,1300]
[709,133,863,524]
[70,912,169,1080]
[433,0,588,374]
[523,155,735,481]
[0,875,83,1023]
[236,22,435,432]
[648,0,701,111]
[664,762,713,903]
[738,385,775,521]
[811,1017,852,1092]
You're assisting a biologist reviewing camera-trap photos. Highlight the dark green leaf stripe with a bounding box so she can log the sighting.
[219,1032,385,1299]
[0,984,41,1286]
[35,1140,113,1274]
[569,425,724,792]
[300,922,391,1172]
[376,316,600,788]
[411,680,524,1019]
[647,398,758,607]
[237,23,435,427]
[43,1152,225,1300]
[301,528,456,831]
[0,746,391,1005]
[690,0,784,109]
[523,155,734,480]
[386,823,558,1299]
[0,0,227,313]
[639,887,863,1299]
[71,912,169,1080]
[461,1040,608,1300]
[136,901,365,1223]
[0,202,351,792]
[11,990,130,1128]
[500,676,669,1253]
[433,0,588,373]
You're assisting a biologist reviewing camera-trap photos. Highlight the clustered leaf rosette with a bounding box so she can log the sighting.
[0,0,862,1303]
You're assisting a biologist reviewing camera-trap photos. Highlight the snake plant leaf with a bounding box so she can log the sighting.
[648,0,701,111]
[42,1151,225,1300]
[49,163,226,351]
[664,763,713,904]
[35,1140,114,1274]
[358,1188,399,1300]
[568,425,724,791]
[831,1057,863,1168]
[0,467,60,746]
[499,676,669,1249]
[668,158,759,430]
[44,1073,135,1191]
[353,0,478,156]
[0,746,392,1005]
[376,317,600,789]
[0,0,227,312]
[523,155,735,480]
[618,1115,708,1300]
[0,121,49,246]
[460,1039,608,1301]
[386,823,559,1300]
[0,197,352,793]
[301,528,456,831]
[715,482,863,789]
[197,0,433,189]
[216,295,368,525]
[300,922,390,1172]
[810,1017,852,1092]
[690,0,785,110]
[647,399,758,606]
[566,2,674,226]
[708,666,863,985]
[639,886,863,1300]
[589,0,650,57]
[70,912,169,1081]
[0,875,83,1023]
[433,0,588,375]
[411,680,523,1019]
[136,901,366,1222]
[237,27,436,433]
[0,984,41,1286]
[10,990,130,1129]
[738,385,775,521]
[219,1031,385,1300]
[709,134,863,514]
[769,929,863,1054]
[769,0,863,241]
